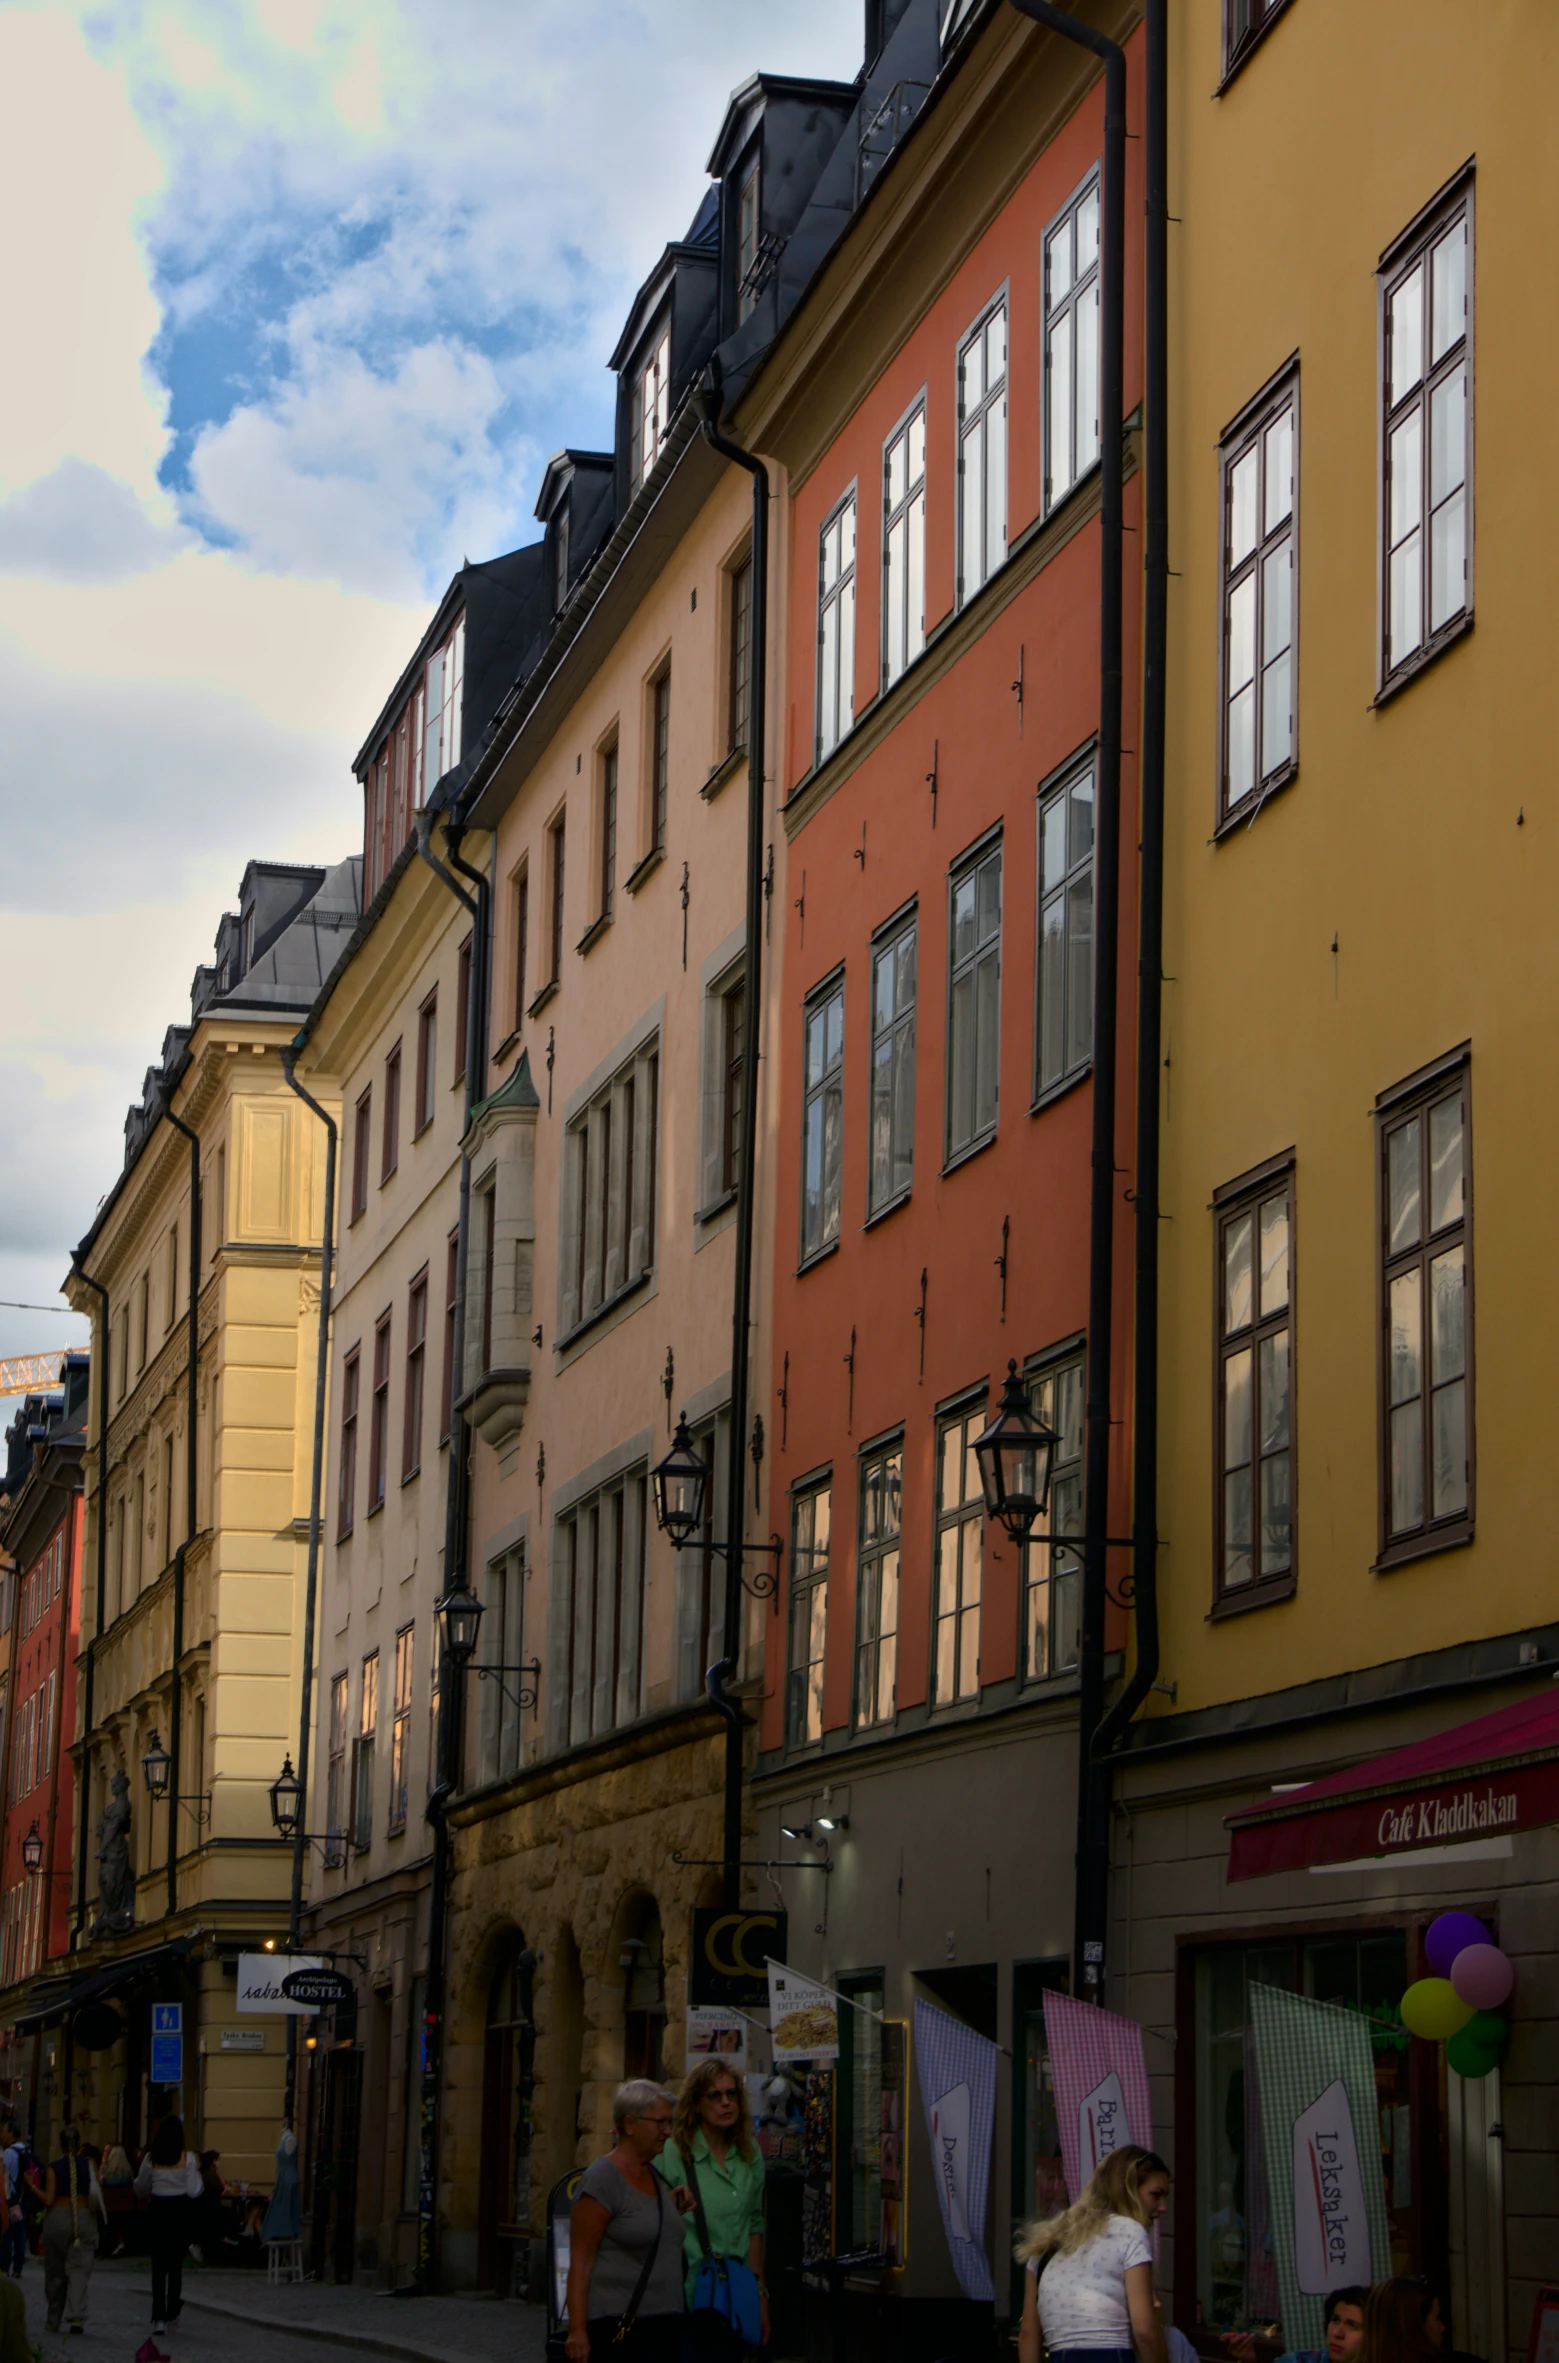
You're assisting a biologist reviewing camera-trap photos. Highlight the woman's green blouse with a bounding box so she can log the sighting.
[659,2131,766,2307]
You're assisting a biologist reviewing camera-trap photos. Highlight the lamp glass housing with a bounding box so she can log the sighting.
[269,1754,303,1835]
[436,1582,485,1666]
[974,1360,1059,1542]
[20,1824,42,1875]
[141,1731,172,1801]
[652,1413,708,1548]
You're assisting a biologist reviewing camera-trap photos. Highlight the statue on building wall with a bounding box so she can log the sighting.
[91,1771,135,1936]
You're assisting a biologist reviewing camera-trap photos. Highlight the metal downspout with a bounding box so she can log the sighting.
[68,1259,110,1946]
[1007,0,1127,2001]
[163,1109,202,1925]
[696,376,770,1913]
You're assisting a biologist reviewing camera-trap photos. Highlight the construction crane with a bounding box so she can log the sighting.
[0,1351,67,1396]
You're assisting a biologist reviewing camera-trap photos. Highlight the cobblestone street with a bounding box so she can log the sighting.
[21,2258,550,2363]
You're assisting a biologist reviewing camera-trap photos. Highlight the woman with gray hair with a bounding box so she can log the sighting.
[565,2080,689,2361]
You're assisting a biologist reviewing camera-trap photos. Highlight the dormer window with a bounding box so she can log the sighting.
[422,615,466,792]
[240,909,254,972]
[630,327,671,494]
[737,161,761,323]
[553,505,571,613]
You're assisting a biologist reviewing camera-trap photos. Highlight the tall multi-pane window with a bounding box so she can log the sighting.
[883,403,926,687]
[382,1041,401,1181]
[816,493,856,762]
[368,1314,391,1513]
[403,1272,427,1481]
[325,1672,348,1865]
[1216,1162,1293,1599]
[353,1652,378,1850]
[801,977,844,1263]
[787,1479,831,1748]
[350,1090,371,1222]
[1035,760,1094,1100]
[1220,374,1297,821]
[455,934,472,1080]
[1024,1353,1083,1680]
[440,1229,458,1443]
[337,1349,359,1538]
[933,1400,984,1706]
[630,325,671,493]
[414,990,438,1134]
[869,914,916,1215]
[650,671,671,853]
[719,977,745,1200]
[563,1471,648,1748]
[1381,180,1471,688]
[478,1543,527,1784]
[958,301,1007,601]
[422,617,464,789]
[388,1625,413,1834]
[947,837,1001,1162]
[1044,177,1100,510]
[728,553,753,755]
[512,871,529,1032]
[599,741,618,919]
[560,1036,660,1337]
[548,814,566,985]
[1379,1061,1470,1559]
[854,1441,901,1730]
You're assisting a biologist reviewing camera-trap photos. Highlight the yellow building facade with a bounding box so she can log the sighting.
[50,860,351,2186]
[1108,11,1558,2363]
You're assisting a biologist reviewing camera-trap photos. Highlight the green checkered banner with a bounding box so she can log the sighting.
[1248,1982,1391,2353]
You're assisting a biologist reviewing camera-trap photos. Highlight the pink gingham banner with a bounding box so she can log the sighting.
[1042,1990,1154,2202]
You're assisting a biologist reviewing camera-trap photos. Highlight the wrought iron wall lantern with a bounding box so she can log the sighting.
[266,1752,347,1861]
[434,1584,541,1712]
[652,1413,782,1605]
[140,1731,171,1801]
[973,1361,1060,1542]
[20,1823,43,1875]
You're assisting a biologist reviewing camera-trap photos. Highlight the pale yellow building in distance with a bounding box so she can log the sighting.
[1109,9,1559,2361]
[55,859,352,2185]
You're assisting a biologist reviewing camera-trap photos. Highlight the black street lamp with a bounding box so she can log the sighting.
[435,1583,485,1668]
[20,1824,43,1876]
[269,1754,304,1836]
[141,1731,171,1801]
[652,1413,708,1549]
[974,1360,1060,1543]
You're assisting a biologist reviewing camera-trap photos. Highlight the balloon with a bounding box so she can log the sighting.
[1400,1977,1474,2041]
[1446,2021,1501,2079]
[1450,1943,1515,2010]
[1426,1911,1492,1977]
[1462,2008,1508,2055]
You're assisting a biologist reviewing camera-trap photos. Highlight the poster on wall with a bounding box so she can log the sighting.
[768,1961,840,2062]
[686,2006,748,2069]
[879,2019,908,2268]
[1249,1982,1391,2357]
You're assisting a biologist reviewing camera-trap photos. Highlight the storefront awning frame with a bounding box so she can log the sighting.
[11,1937,193,2036]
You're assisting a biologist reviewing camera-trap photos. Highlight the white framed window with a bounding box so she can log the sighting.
[854,1440,901,1729]
[559,1034,659,1338]
[477,1543,528,1784]
[422,615,465,793]
[816,491,857,761]
[869,911,916,1215]
[1381,177,1472,689]
[1220,371,1297,821]
[1044,174,1101,510]
[958,299,1007,602]
[801,974,844,1264]
[561,1470,648,1748]
[1022,1350,1083,1681]
[883,401,926,686]
[932,1398,984,1706]
[631,324,672,493]
[699,962,747,1214]
[353,1650,377,1851]
[787,1476,831,1748]
[1035,754,1095,1100]
[946,834,1001,1162]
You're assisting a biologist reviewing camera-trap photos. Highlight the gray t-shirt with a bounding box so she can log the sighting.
[575,2158,685,2322]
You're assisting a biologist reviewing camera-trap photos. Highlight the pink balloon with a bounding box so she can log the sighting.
[1450,1943,1514,2010]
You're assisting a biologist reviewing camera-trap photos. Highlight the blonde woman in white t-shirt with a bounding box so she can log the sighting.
[1016,2143,1172,2363]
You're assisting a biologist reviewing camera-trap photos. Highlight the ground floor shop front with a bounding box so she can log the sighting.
[1109,1667,1557,2363]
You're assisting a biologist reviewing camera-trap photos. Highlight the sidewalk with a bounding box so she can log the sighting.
[87,2257,550,2363]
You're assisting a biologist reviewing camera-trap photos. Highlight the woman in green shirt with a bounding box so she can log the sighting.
[661,2056,768,2353]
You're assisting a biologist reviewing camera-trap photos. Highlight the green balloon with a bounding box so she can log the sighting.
[1464,2008,1507,2054]
[1446,2019,1502,2079]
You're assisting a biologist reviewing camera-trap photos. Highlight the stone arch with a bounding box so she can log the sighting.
[475,1921,536,2295]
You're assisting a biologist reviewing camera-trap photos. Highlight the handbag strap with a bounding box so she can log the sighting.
[686,2149,717,2263]
[612,2169,665,2345]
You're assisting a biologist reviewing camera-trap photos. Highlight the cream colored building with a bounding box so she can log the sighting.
[47,858,353,2185]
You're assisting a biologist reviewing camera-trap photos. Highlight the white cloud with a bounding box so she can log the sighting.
[0,460,190,583]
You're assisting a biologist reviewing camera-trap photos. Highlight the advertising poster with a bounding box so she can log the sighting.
[768,1961,840,2062]
[1041,1989,1154,2202]
[686,2005,748,2069]
[913,1998,998,2304]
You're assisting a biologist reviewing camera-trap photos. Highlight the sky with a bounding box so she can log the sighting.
[0,0,862,1408]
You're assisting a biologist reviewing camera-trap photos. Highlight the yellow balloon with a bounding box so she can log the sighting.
[1401,1976,1473,2041]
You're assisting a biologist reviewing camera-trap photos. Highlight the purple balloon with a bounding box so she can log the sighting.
[1426,1910,1492,1977]
[1451,1943,1515,2010]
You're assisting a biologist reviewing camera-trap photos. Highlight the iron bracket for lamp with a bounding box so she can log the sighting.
[670,1849,832,1875]
[472,1661,541,1713]
[178,1792,213,1830]
[718,1535,783,1607]
[1026,1533,1138,1612]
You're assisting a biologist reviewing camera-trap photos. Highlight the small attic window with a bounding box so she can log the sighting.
[630,324,671,494]
[737,160,761,323]
[553,503,571,613]
[240,909,254,972]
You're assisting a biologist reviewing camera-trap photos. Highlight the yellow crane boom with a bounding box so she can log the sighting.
[0,1352,67,1395]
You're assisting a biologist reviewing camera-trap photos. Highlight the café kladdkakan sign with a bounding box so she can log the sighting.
[1226,1688,1559,1882]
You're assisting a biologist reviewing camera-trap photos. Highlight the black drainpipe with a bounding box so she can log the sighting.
[1096,0,1167,1764]
[1008,0,1126,2002]
[695,370,770,1912]
[278,1046,338,2126]
[163,1107,202,1925]
[409,804,489,2289]
[68,1258,110,1946]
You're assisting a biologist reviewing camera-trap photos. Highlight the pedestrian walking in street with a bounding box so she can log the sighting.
[564,2079,689,2363]
[661,2058,767,2356]
[133,2114,202,2333]
[41,2124,106,2334]
[1015,2143,1173,2363]
[0,2124,23,2281]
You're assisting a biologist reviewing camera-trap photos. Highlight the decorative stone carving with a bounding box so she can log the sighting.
[91,1770,135,1936]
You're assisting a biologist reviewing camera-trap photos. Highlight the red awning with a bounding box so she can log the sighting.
[1225,1686,1559,1882]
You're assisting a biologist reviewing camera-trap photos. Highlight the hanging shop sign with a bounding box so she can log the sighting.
[767,1962,838,2063]
[235,1953,327,2015]
[690,1909,786,2010]
[280,1966,354,2010]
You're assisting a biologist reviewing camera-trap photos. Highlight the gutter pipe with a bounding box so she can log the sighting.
[163,1109,202,1925]
[277,1046,338,2127]
[1007,0,1126,2001]
[1095,0,1167,1764]
[695,369,770,1914]
[68,1259,109,1947]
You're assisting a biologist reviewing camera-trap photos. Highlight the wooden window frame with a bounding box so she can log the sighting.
[547,814,566,988]
[786,1473,832,1751]
[932,1390,987,1710]
[601,738,619,921]
[439,1229,458,1444]
[1216,362,1299,832]
[511,869,529,1036]
[325,1671,348,1863]
[800,970,845,1268]
[649,668,671,856]
[1022,1341,1084,1682]
[719,973,745,1201]
[629,322,671,494]
[414,991,437,1137]
[368,1312,391,1514]
[1212,1150,1297,1615]
[1042,177,1100,515]
[381,1042,401,1183]
[1034,747,1096,1104]
[402,1269,428,1482]
[868,907,916,1220]
[854,1435,902,1732]
[388,1624,414,1836]
[945,830,1002,1168]
[353,1651,378,1851]
[561,1468,649,1749]
[1374,1047,1473,1570]
[337,1348,360,1539]
[727,548,753,756]
[559,1036,660,1344]
[1377,168,1475,703]
[816,487,858,763]
[957,292,1008,605]
[1219,0,1297,87]
[736,158,761,324]
[455,935,472,1083]
[882,394,927,689]
[350,1091,371,1223]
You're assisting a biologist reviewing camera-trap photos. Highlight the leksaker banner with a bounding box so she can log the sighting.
[1042,1989,1154,2202]
[1248,1981,1391,2355]
[914,1998,999,2303]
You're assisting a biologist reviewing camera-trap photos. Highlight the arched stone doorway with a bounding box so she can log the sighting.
[477,1930,536,2296]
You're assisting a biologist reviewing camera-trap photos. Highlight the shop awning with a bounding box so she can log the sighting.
[11,1938,191,2036]
[1225,1686,1559,1882]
